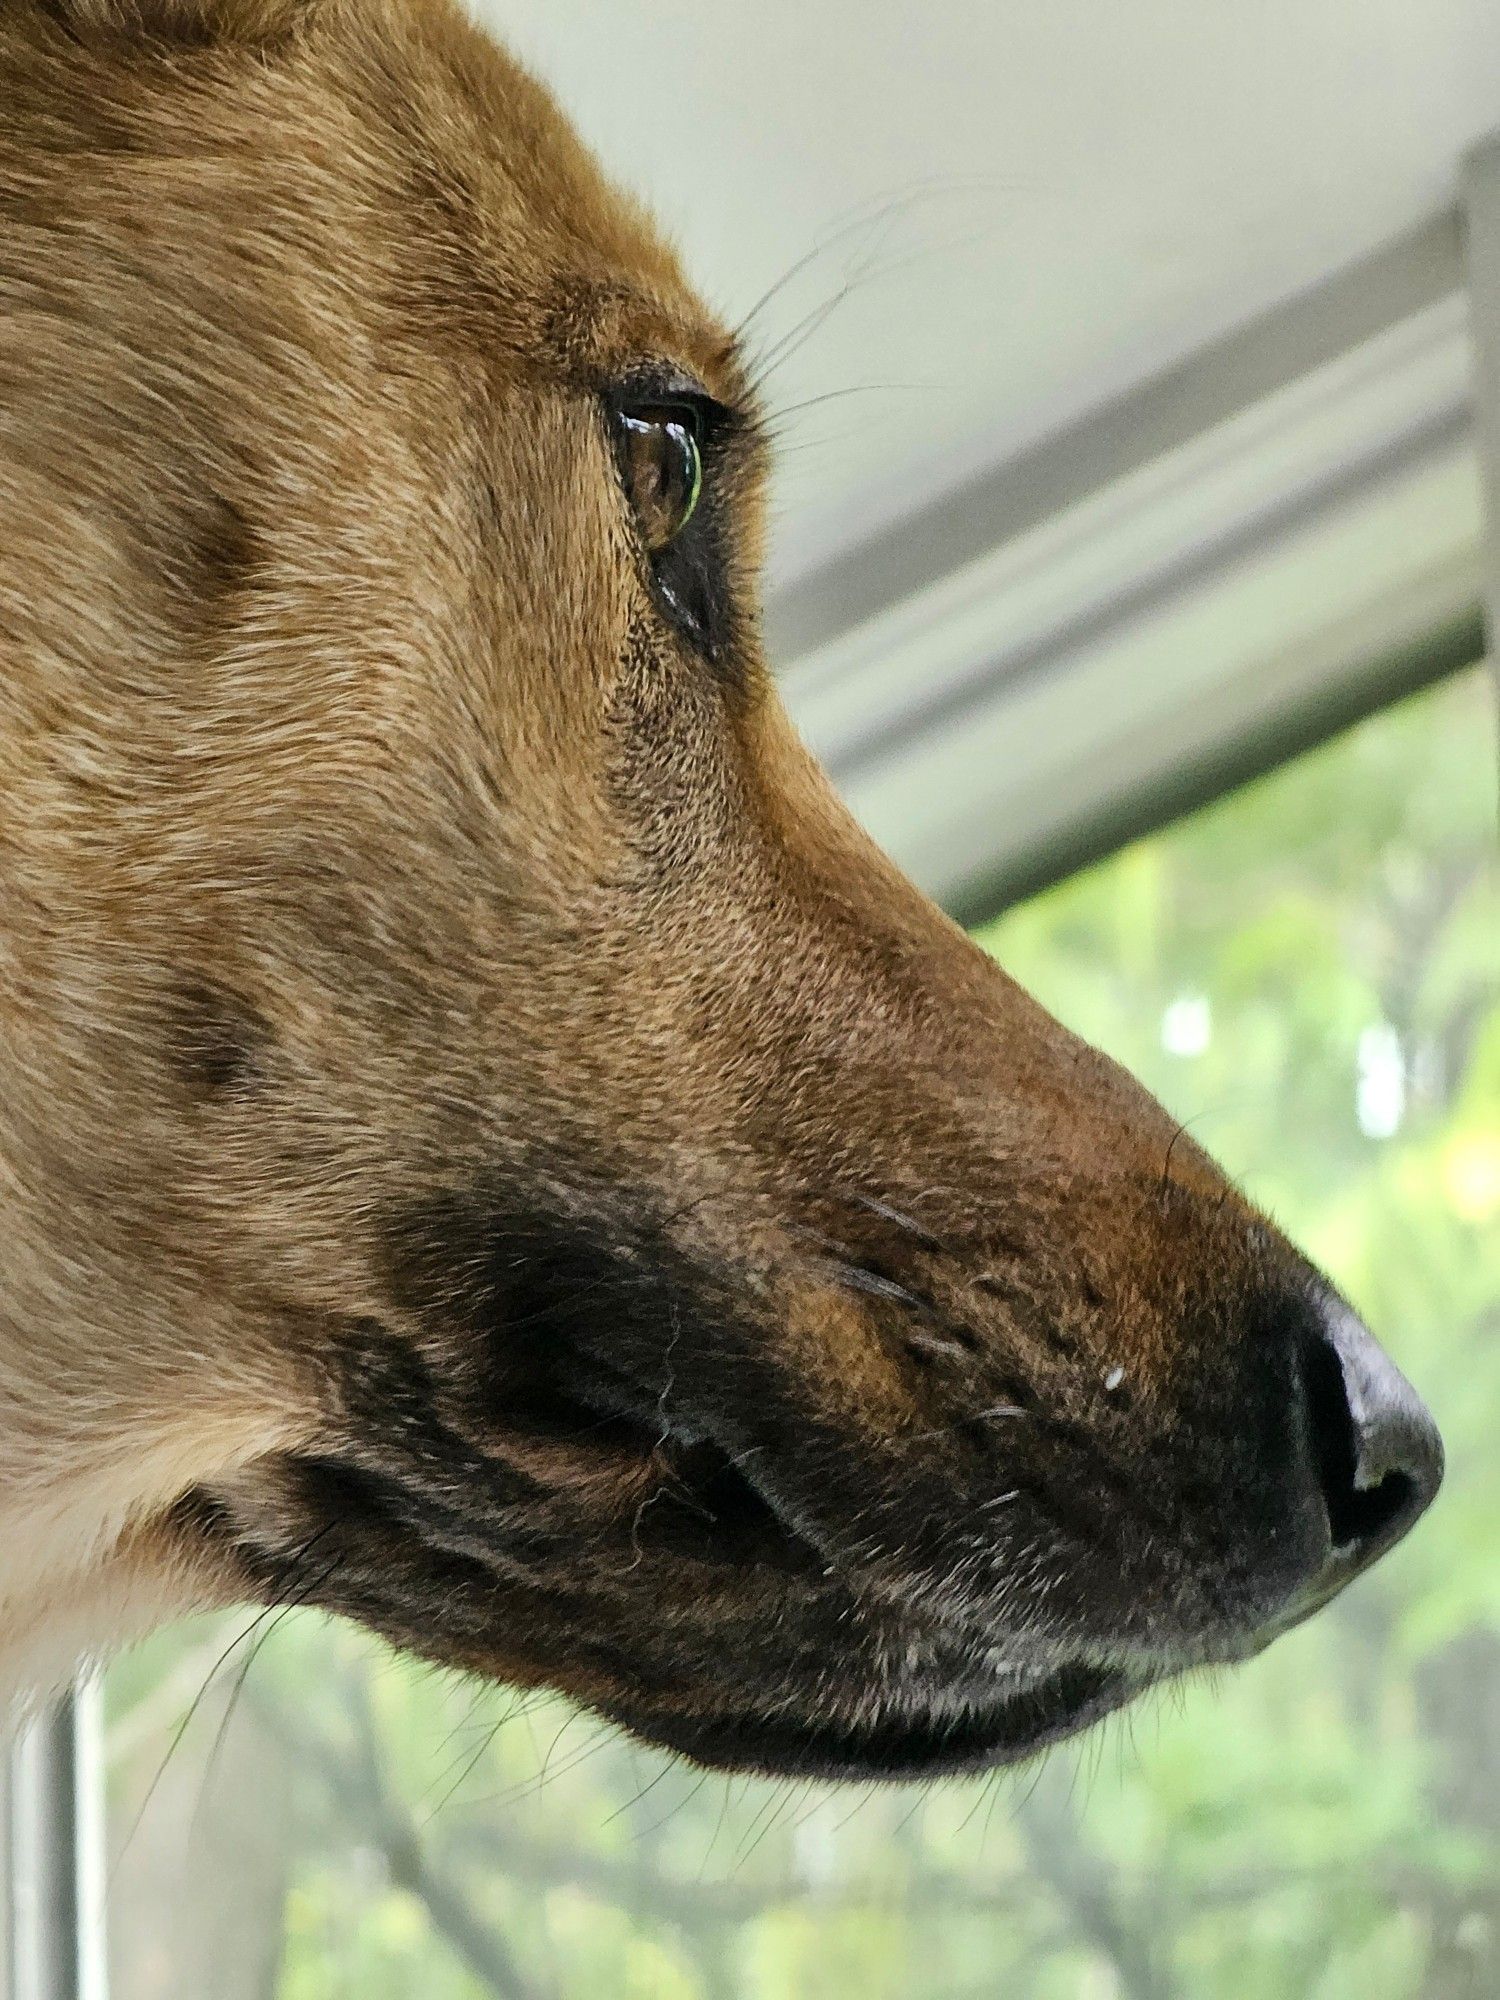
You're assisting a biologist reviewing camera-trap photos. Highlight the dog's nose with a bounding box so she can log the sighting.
[1294,1297,1442,1591]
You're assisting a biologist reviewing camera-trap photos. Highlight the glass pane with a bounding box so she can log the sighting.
[106,665,1500,2000]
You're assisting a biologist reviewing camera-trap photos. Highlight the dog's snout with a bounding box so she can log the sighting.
[1295,1297,1443,1581]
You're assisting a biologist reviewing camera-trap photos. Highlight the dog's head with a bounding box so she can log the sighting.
[0,0,1441,1773]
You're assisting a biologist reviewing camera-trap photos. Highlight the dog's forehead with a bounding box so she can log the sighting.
[5,0,748,408]
[351,0,748,406]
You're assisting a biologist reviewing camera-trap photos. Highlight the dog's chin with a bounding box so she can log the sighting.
[600,1658,1145,1782]
[511,1394,1154,1779]
[183,1349,1159,1784]
[193,1459,1153,1782]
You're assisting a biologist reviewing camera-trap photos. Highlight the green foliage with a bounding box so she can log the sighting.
[107,668,1500,2000]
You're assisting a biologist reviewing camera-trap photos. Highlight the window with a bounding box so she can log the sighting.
[102,664,1499,2000]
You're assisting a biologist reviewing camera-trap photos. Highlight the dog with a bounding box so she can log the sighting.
[0,0,1442,1776]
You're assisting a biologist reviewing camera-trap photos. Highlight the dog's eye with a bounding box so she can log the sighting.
[615,403,702,552]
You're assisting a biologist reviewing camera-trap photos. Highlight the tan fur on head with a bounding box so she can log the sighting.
[0,0,1439,1772]
[37,0,315,43]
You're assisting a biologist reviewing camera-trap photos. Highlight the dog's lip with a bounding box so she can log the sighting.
[496,1369,833,1580]
[501,1374,1156,1776]
[603,1656,1144,1780]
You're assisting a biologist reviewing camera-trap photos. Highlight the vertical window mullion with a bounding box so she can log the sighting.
[1461,132,1500,708]
[5,1687,106,2000]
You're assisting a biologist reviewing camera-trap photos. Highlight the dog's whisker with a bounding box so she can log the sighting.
[841,1188,953,1254]
[881,1403,1030,1450]
[804,1255,930,1312]
[905,1330,975,1362]
[111,1525,340,1872]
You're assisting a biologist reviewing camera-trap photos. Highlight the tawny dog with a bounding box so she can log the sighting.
[0,0,1441,1773]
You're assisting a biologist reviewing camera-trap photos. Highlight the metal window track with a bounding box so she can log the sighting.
[771,208,1486,918]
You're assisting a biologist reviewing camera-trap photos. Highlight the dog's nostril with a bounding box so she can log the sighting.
[1297,1300,1443,1561]
[1300,1330,1415,1546]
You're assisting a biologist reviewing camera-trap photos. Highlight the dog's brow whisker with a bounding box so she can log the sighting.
[747,222,903,391]
[733,185,952,342]
[765,382,924,428]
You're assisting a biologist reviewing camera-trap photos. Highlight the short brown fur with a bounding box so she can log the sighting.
[0,0,1435,1773]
